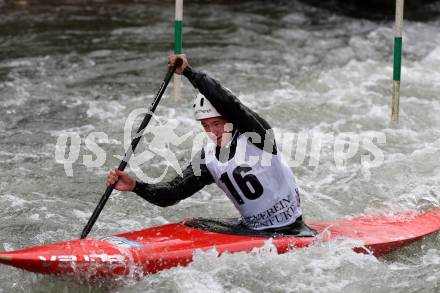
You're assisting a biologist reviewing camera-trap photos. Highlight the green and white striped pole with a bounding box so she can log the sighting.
[173,0,183,99]
[391,0,404,123]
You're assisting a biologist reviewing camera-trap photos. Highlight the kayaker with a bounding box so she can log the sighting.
[107,54,309,234]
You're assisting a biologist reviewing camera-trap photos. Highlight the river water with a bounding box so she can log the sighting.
[1,0,440,292]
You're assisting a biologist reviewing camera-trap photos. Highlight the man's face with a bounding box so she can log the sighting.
[200,116,233,147]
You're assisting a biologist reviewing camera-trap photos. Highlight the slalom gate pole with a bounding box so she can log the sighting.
[391,0,404,124]
[173,0,183,99]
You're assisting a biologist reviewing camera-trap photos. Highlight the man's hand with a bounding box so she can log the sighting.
[106,169,136,192]
[168,54,189,74]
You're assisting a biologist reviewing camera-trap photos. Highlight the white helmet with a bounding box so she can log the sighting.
[193,93,221,120]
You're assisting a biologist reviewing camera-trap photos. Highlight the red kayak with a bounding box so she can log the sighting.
[1,208,440,281]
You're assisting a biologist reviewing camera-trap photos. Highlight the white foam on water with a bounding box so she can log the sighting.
[28,214,40,221]
[88,50,112,58]
[111,24,167,37]
[72,209,92,220]
[1,194,29,208]
[126,238,381,293]
[2,243,15,252]
[86,100,126,121]
[48,124,96,137]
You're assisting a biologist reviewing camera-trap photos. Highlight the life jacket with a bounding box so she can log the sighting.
[204,133,302,230]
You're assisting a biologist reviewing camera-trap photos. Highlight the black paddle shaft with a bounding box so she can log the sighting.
[80,58,183,239]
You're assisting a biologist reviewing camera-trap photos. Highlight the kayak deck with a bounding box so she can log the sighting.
[1,208,440,280]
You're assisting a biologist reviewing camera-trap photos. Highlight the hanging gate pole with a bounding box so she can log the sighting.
[391,0,404,124]
[173,0,183,99]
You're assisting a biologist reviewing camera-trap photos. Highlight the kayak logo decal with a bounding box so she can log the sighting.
[38,254,125,263]
[100,236,143,248]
